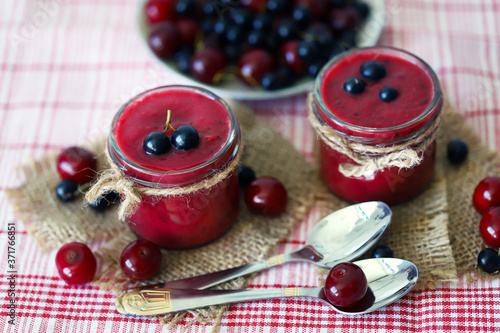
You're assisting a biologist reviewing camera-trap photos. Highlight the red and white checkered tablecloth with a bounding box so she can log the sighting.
[2,0,500,332]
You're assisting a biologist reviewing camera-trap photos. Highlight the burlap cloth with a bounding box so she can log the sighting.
[5,100,499,330]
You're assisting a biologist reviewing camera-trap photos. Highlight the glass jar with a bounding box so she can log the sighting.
[108,85,241,248]
[310,47,442,205]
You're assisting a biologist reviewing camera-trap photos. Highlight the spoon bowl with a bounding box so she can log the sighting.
[151,201,392,290]
[306,201,392,267]
[323,258,419,314]
[116,258,418,316]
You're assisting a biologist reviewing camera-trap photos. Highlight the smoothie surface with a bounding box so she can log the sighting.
[114,89,231,172]
[320,51,434,129]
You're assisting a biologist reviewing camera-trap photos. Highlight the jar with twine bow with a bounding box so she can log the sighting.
[85,86,242,249]
[309,47,443,205]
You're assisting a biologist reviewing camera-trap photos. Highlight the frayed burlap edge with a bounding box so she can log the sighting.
[438,101,500,283]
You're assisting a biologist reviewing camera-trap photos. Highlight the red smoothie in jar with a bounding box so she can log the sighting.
[311,47,442,204]
[109,86,241,248]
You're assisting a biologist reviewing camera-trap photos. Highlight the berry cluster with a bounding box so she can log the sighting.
[343,60,398,102]
[56,238,163,285]
[238,165,288,216]
[55,146,119,211]
[143,110,200,155]
[444,139,500,274]
[144,0,370,90]
[473,176,500,273]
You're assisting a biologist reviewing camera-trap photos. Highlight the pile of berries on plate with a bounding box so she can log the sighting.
[144,0,371,90]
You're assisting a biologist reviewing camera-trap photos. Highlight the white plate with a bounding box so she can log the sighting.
[137,0,386,100]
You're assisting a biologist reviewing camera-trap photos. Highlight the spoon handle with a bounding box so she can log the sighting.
[116,287,322,316]
[153,247,320,290]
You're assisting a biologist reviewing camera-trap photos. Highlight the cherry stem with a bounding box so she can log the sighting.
[213,68,238,85]
[163,110,175,133]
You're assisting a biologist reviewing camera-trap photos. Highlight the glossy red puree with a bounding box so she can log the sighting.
[313,47,442,205]
[114,89,232,183]
[321,52,434,129]
[109,86,240,248]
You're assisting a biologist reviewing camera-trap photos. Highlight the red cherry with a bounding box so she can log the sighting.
[176,19,198,46]
[55,242,97,284]
[56,146,97,184]
[324,262,368,308]
[238,49,275,86]
[242,0,267,13]
[279,40,307,75]
[329,7,361,33]
[148,22,181,58]
[120,239,162,280]
[244,176,287,216]
[473,177,500,214]
[190,47,227,84]
[144,0,177,24]
[480,207,500,249]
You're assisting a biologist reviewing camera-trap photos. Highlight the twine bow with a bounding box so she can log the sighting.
[85,145,243,221]
[308,93,440,179]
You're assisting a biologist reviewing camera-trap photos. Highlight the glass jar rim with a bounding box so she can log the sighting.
[313,46,442,135]
[108,85,240,184]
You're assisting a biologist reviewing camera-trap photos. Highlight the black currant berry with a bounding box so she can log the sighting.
[307,62,324,78]
[261,72,283,91]
[447,139,468,164]
[478,248,500,274]
[238,165,256,189]
[352,2,371,20]
[252,14,272,31]
[344,77,365,94]
[297,41,320,65]
[379,86,398,102]
[360,61,386,81]
[89,191,119,212]
[371,245,394,258]
[143,131,171,155]
[56,179,79,203]
[277,20,299,41]
[267,0,287,14]
[247,30,267,48]
[230,8,253,28]
[174,47,193,74]
[171,125,200,150]
[175,0,195,17]
[292,6,311,26]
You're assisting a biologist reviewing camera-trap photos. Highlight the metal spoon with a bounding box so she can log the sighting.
[116,258,418,316]
[144,201,392,290]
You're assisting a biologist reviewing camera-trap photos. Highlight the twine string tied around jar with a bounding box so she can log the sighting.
[85,145,243,221]
[308,93,440,179]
